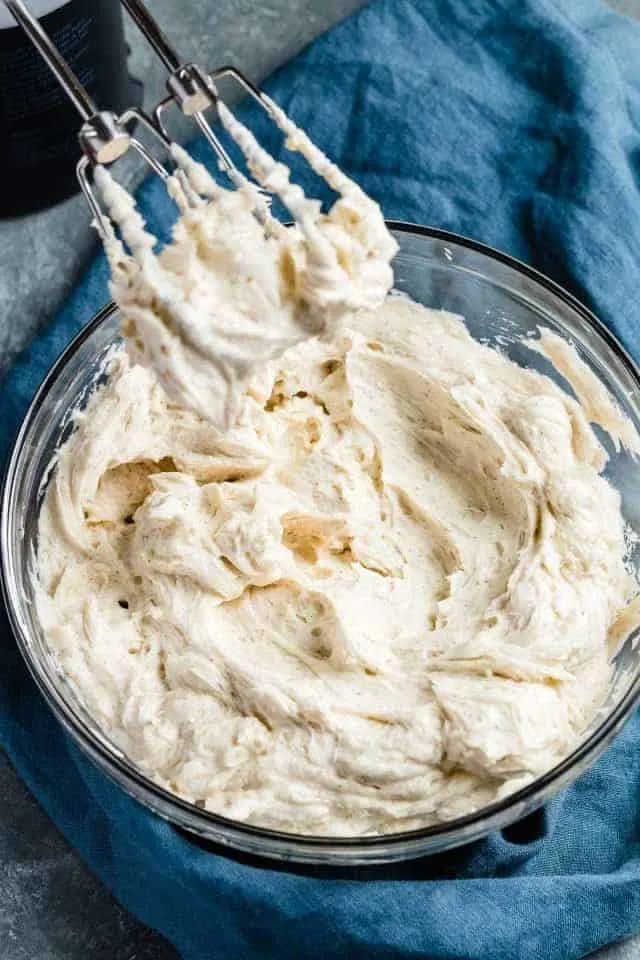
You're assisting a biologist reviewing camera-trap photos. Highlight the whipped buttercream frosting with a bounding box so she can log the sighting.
[34,97,640,836]
[36,291,639,835]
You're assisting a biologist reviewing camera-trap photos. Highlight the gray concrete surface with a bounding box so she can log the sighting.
[608,0,640,15]
[1,0,640,958]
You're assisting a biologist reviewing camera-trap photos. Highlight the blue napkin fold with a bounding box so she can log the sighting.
[2,1,640,957]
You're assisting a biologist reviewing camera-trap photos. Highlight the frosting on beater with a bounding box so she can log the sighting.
[96,99,397,429]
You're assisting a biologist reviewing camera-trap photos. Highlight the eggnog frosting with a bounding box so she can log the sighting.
[33,95,640,835]
[35,286,640,835]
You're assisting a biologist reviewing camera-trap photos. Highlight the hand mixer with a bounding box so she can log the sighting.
[3,0,367,244]
[5,0,396,429]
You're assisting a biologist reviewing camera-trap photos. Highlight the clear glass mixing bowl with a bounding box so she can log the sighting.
[3,224,640,865]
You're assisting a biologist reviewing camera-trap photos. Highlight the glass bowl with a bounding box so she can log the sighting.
[3,224,640,865]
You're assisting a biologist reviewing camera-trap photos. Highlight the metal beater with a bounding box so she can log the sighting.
[2,0,293,237]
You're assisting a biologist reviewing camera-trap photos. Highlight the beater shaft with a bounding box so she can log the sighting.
[3,0,133,168]
[4,0,97,120]
[119,0,181,73]
[1,0,176,235]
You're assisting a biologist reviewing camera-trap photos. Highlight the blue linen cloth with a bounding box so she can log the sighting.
[2,0,640,957]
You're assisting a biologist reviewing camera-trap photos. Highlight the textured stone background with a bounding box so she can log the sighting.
[1,0,639,958]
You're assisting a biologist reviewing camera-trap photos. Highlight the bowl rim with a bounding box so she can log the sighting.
[3,220,640,856]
